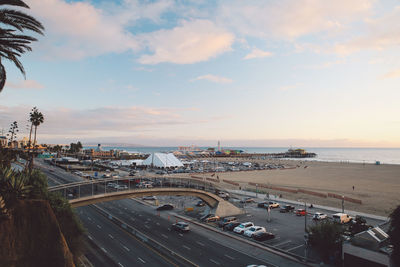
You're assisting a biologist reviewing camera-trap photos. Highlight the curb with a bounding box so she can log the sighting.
[173,213,317,267]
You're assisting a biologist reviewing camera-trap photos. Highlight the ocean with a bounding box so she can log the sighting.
[85,146,400,165]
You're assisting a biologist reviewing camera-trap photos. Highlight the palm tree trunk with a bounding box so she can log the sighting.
[28,123,33,149]
[33,125,37,147]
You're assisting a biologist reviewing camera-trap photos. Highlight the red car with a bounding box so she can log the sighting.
[296,209,307,216]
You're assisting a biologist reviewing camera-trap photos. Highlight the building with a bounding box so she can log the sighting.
[342,223,393,267]
[0,136,7,147]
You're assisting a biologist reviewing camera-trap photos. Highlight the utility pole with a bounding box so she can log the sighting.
[304,201,307,233]
[342,196,345,213]
[256,184,258,198]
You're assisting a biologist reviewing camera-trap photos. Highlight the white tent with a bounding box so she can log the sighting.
[143,153,184,168]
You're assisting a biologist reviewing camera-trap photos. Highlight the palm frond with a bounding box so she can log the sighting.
[0,0,29,9]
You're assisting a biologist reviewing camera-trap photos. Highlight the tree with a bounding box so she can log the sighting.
[29,106,44,148]
[0,0,44,93]
[308,220,343,262]
[0,167,31,211]
[7,120,18,146]
[389,205,400,266]
[68,141,83,153]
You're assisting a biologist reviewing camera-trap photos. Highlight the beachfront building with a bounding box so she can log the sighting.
[143,153,184,169]
[342,223,392,267]
[0,136,7,147]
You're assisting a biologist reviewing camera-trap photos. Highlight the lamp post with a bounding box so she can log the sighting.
[342,195,345,213]
[256,184,258,198]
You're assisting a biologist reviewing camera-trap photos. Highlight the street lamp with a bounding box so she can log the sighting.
[342,195,345,213]
[256,184,258,198]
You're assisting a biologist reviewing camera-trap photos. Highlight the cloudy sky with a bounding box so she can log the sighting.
[1,0,400,147]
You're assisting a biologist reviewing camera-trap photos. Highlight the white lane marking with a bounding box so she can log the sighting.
[97,224,102,229]
[87,235,93,240]
[87,217,91,220]
[144,225,150,229]
[168,228,171,231]
[138,257,146,263]
[118,263,124,267]
[196,241,205,246]
[108,234,114,239]
[101,247,107,253]
[275,240,291,247]
[122,245,130,251]
[179,233,183,237]
[161,234,168,239]
[156,222,160,226]
[224,254,235,260]
[182,245,191,250]
[287,244,305,251]
[209,259,220,265]
[130,218,135,221]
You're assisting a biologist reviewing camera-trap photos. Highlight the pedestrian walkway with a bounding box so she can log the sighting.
[227,189,388,222]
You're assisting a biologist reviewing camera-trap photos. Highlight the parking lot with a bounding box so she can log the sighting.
[150,192,385,263]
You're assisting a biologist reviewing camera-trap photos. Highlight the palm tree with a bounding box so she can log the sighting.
[0,0,44,93]
[29,107,44,148]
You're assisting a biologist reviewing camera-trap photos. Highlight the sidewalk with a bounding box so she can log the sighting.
[227,189,388,222]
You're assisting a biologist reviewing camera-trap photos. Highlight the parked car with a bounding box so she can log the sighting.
[218,192,230,199]
[240,197,255,203]
[107,182,117,188]
[332,213,353,224]
[280,205,295,213]
[296,209,307,216]
[156,204,174,211]
[257,202,268,208]
[205,215,220,223]
[253,231,275,241]
[115,185,128,190]
[172,222,190,232]
[268,202,280,209]
[200,214,214,221]
[223,221,241,231]
[218,217,237,228]
[233,222,254,234]
[244,226,266,237]
[142,196,157,201]
[312,212,328,220]
[196,200,206,207]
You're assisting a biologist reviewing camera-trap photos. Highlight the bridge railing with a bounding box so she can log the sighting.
[49,176,220,201]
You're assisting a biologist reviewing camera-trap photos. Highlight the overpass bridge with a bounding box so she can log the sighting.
[49,177,243,217]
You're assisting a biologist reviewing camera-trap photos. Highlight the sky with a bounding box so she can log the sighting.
[1,0,400,147]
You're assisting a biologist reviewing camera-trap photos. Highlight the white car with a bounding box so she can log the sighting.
[244,226,266,237]
[313,212,328,220]
[115,185,128,190]
[107,182,118,188]
[233,222,254,234]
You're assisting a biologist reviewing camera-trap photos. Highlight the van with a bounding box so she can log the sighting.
[332,213,352,224]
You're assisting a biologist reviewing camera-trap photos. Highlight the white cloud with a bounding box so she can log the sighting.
[218,0,374,39]
[28,0,172,60]
[138,20,234,64]
[332,6,400,55]
[0,105,201,140]
[191,74,233,84]
[380,69,400,79]
[5,80,44,90]
[243,48,273,60]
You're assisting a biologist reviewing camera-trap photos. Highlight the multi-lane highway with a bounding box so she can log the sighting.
[36,159,308,267]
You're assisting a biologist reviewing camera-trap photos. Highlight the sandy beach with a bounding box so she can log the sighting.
[176,159,400,217]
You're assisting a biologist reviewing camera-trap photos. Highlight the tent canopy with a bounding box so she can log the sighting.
[143,153,184,168]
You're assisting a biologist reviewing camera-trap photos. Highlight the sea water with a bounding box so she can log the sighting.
[84,146,400,165]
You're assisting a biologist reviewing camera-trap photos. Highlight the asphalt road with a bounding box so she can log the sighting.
[96,199,306,267]
[77,205,176,267]
[37,159,307,266]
